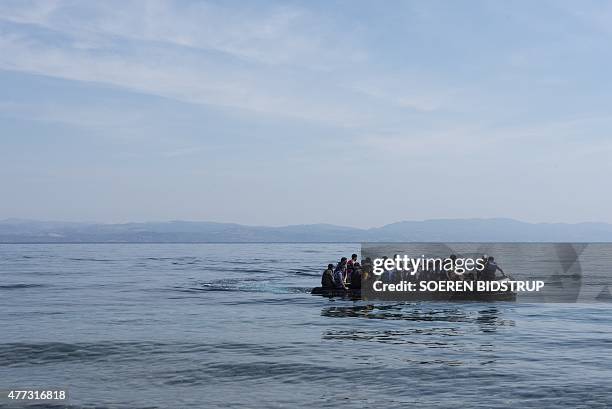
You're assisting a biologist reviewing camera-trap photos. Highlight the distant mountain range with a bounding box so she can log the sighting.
[2,218,612,242]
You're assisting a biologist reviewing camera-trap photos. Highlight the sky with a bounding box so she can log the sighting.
[1,0,612,228]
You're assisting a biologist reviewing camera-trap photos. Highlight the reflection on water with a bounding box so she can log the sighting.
[321,303,515,345]
[323,327,460,344]
[476,307,512,333]
[322,303,468,321]
[319,302,518,373]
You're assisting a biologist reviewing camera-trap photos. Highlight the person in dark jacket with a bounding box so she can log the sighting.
[483,256,504,280]
[350,262,362,289]
[333,257,348,290]
[346,254,358,283]
[321,264,335,288]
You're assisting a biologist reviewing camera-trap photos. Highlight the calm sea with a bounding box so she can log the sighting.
[1,244,611,408]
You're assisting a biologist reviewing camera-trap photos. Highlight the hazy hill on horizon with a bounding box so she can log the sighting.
[2,218,612,243]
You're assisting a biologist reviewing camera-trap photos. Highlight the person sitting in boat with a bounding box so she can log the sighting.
[474,254,486,280]
[446,254,463,281]
[381,254,402,283]
[350,262,362,289]
[346,253,358,281]
[482,256,504,280]
[333,257,348,290]
[361,257,373,276]
[321,264,335,289]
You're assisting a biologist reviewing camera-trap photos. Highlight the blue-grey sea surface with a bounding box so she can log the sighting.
[1,244,611,408]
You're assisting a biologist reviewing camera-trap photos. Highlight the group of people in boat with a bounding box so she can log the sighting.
[321,254,506,291]
[321,254,367,291]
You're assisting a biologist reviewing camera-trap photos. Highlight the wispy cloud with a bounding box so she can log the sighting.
[0,1,383,125]
[0,0,367,67]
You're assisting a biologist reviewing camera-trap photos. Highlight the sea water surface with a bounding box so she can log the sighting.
[0,244,611,408]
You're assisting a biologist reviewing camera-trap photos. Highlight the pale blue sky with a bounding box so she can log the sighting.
[1,0,612,227]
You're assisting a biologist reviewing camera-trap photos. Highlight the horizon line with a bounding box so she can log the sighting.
[1,217,611,229]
